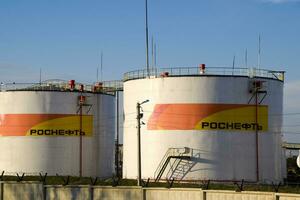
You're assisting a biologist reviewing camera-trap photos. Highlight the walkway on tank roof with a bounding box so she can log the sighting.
[282,142,300,150]
[123,67,285,82]
[0,79,123,93]
[0,67,285,92]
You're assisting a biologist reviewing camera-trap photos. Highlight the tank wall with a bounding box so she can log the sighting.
[0,91,115,177]
[123,76,284,182]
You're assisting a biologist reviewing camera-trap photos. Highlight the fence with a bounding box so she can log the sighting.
[123,67,285,82]
[1,182,300,200]
[0,79,123,92]
[0,68,284,93]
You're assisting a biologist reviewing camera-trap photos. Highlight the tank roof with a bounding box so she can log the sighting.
[0,79,123,94]
[123,67,285,82]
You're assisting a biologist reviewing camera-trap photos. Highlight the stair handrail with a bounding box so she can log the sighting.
[154,148,175,179]
[166,153,184,179]
[154,147,191,180]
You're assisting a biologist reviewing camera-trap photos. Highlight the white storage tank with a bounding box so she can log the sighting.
[0,81,115,177]
[123,67,285,183]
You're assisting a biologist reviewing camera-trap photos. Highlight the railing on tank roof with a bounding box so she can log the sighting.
[101,80,123,91]
[123,67,285,82]
[0,79,123,92]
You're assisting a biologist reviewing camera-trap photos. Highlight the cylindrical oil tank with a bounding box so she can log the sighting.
[123,68,285,183]
[0,91,115,177]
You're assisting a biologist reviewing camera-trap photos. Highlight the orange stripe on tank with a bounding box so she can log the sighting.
[147,104,250,130]
[0,114,72,136]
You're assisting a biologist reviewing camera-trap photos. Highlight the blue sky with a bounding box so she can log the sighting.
[0,0,300,141]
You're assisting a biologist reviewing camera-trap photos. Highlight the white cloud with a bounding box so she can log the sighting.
[262,0,300,3]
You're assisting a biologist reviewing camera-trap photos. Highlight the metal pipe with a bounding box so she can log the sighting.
[152,36,154,68]
[258,34,261,70]
[145,0,150,77]
[116,91,120,178]
[255,88,259,182]
[101,51,103,81]
[232,55,235,76]
[39,68,42,85]
[79,99,83,177]
[137,102,142,186]
[154,43,157,67]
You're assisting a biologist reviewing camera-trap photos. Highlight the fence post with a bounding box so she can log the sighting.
[202,190,207,200]
[43,184,47,200]
[0,182,3,200]
[90,186,94,200]
[142,187,146,200]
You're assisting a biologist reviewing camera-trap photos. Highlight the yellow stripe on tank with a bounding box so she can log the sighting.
[195,106,268,132]
[26,115,93,136]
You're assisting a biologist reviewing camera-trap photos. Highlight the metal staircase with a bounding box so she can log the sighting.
[166,159,196,181]
[154,148,192,182]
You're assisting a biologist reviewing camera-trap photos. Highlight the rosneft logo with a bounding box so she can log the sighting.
[147,104,268,132]
[0,114,93,136]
